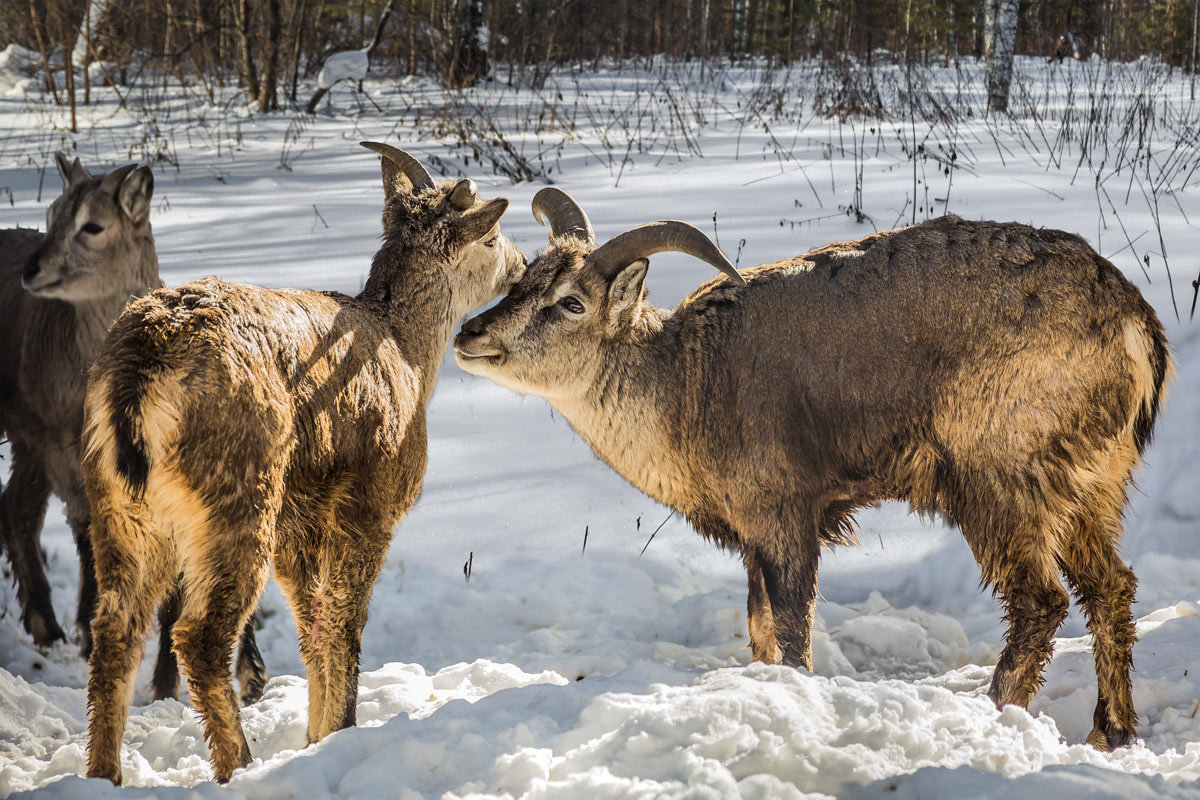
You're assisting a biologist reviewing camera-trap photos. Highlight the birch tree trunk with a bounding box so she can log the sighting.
[986,0,1018,112]
[983,0,996,59]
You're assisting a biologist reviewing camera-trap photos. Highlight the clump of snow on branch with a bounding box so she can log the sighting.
[317,49,369,90]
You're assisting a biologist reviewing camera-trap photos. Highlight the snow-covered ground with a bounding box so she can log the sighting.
[1,57,1198,798]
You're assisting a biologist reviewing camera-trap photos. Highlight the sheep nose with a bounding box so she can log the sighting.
[460,316,486,337]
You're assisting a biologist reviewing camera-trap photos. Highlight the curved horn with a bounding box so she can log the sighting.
[588,221,745,285]
[532,187,594,244]
[449,178,478,209]
[100,163,138,193]
[359,141,434,192]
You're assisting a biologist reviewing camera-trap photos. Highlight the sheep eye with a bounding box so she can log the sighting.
[82,222,104,235]
[484,236,499,248]
[559,296,585,315]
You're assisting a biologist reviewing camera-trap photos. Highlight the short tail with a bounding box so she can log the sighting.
[98,327,166,497]
[1128,314,1170,456]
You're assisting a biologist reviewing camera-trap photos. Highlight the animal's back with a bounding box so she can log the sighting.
[684,216,1167,504]
[87,277,422,505]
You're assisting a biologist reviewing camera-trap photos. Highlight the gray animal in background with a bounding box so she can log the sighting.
[0,153,265,706]
[454,189,1168,751]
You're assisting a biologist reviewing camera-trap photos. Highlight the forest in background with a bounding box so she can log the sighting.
[1,0,1197,117]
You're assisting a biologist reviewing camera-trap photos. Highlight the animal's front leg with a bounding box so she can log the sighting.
[61,483,98,656]
[742,547,781,664]
[749,529,819,671]
[0,440,63,646]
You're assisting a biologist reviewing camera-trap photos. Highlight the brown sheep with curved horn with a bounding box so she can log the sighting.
[82,143,525,784]
[455,188,1168,752]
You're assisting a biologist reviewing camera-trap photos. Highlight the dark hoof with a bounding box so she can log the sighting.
[1087,723,1133,751]
[214,750,253,783]
[150,675,179,702]
[239,673,267,706]
[87,765,122,785]
[26,610,67,648]
[986,666,1031,711]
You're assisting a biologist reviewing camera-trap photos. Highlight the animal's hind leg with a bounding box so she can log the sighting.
[310,517,390,740]
[0,439,64,645]
[151,580,182,700]
[963,515,1070,711]
[86,501,173,785]
[274,545,326,744]
[235,613,267,706]
[173,521,271,783]
[1058,508,1138,750]
[149,580,265,705]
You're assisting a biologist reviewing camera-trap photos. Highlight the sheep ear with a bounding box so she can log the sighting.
[607,258,648,317]
[118,167,154,224]
[55,152,89,186]
[458,197,508,243]
[55,152,73,185]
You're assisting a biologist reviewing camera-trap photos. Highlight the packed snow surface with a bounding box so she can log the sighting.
[1,57,1198,798]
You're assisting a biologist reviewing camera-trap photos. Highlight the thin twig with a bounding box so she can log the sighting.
[639,511,675,558]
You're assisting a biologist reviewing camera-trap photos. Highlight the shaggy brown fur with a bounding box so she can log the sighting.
[82,147,525,784]
[455,213,1168,752]
[0,154,266,707]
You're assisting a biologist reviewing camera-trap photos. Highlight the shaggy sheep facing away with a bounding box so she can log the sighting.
[82,143,526,784]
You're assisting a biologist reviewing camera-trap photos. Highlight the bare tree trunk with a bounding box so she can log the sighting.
[786,0,795,61]
[946,0,957,65]
[288,0,310,101]
[28,0,62,105]
[258,0,282,110]
[904,0,914,63]
[237,0,261,103]
[684,0,694,59]
[1192,0,1198,100]
[987,0,1018,111]
[974,0,984,57]
[983,0,996,59]
[61,8,77,131]
[80,0,92,105]
[163,0,174,93]
[618,0,629,61]
[446,0,488,88]
[408,0,417,73]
